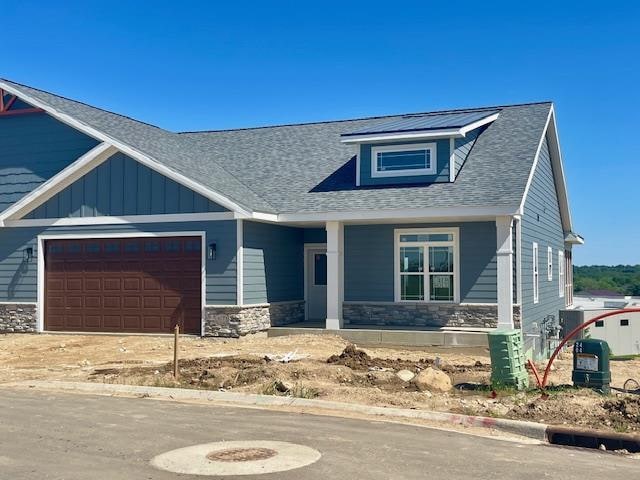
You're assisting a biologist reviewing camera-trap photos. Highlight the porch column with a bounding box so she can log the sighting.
[325,221,344,330]
[496,216,514,329]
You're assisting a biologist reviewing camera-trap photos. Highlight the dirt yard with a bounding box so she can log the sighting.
[1,332,639,433]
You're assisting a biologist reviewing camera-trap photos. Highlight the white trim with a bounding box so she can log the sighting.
[449,137,455,182]
[394,227,460,304]
[340,113,499,144]
[0,143,118,224]
[0,301,37,305]
[277,206,518,223]
[4,212,235,228]
[547,246,553,281]
[36,230,207,336]
[515,217,522,305]
[236,220,244,306]
[370,143,437,178]
[342,129,461,144]
[558,250,565,298]
[517,106,574,233]
[0,81,252,217]
[459,113,500,135]
[355,149,361,187]
[325,222,344,329]
[303,243,327,321]
[495,216,514,329]
[532,242,539,304]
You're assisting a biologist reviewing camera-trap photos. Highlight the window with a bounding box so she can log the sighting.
[313,254,327,286]
[621,319,629,327]
[371,143,437,178]
[595,320,604,327]
[547,247,553,281]
[558,250,565,298]
[396,229,457,302]
[532,243,539,304]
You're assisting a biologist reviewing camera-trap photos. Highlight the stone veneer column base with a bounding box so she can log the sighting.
[0,303,37,333]
[204,301,305,337]
[344,302,522,329]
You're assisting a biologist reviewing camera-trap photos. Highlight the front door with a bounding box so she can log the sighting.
[306,248,327,320]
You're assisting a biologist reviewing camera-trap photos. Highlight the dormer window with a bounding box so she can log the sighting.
[371,143,437,178]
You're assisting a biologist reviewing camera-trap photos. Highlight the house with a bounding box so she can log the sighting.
[0,79,583,359]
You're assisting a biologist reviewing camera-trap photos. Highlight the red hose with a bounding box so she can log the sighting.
[539,308,640,389]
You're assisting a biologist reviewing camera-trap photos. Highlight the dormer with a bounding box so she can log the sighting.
[341,109,499,187]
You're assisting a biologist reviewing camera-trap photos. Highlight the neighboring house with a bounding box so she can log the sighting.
[562,296,640,356]
[0,79,583,358]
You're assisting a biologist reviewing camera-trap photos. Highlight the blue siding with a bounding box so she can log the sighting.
[25,153,228,219]
[520,136,565,358]
[0,113,99,213]
[344,222,497,303]
[243,221,304,304]
[0,220,237,305]
[303,228,326,244]
[359,139,451,186]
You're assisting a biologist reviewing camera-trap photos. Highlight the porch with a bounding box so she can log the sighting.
[243,216,517,341]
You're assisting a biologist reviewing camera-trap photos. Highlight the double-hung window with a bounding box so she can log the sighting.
[371,143,437,178]
[396,229,458,302]
[558,250,565,297]
[547,246,553,281]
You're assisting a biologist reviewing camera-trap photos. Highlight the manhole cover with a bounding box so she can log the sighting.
[207,447,277,462]
[151,440,321,476]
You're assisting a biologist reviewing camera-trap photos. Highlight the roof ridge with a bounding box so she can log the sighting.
[0,78,169,133]
[178,101,553,134]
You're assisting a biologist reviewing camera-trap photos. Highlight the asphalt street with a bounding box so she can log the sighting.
[0,388,637,479]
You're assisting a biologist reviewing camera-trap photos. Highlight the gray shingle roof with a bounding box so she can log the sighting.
[181,103,551,214]
[1,79,551,217]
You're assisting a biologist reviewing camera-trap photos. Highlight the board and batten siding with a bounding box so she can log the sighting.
[24,153,228,219]
[520,135,566,357]
[0,221,237,305]
[344,222,497,303]
[0,113,99,213]
[243,221,304,304]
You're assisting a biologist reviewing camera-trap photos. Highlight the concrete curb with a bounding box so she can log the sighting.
[4,380,548,441]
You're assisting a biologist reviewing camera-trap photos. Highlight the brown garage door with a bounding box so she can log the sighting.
[45,236,202,334]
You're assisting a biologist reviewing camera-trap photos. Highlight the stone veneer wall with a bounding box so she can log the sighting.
[204,301,304,337]
[0,303,37,333]
[344,302,522,329]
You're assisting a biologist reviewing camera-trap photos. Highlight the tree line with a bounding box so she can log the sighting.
[574,265,640,296]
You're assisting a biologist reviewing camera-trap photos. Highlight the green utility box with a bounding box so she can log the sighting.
[572,339,611,394]
[487,330,529,390]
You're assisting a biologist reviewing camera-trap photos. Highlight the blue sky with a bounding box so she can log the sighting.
[3,1,639,265]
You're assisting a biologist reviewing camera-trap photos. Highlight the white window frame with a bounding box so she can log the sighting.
[394,227,460,303]
[532,242,539,304]
[371,143,437,178]
[547,246,553,281]
[558,250,565,298]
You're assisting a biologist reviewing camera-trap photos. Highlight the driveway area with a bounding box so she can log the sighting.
[0,388,637,479]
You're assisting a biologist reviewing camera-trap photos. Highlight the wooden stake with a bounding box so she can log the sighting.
[173,324,180,378]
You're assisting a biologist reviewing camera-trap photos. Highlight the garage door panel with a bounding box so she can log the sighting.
[103,296,121,309]
[45,237,202,334]
[66,278,83,291]
[103,278,121,291]
[123,315,141,329]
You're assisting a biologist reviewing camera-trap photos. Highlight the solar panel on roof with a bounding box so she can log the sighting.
[341,109,500,137]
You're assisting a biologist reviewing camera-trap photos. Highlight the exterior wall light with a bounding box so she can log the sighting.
[23,247,33,262]
[208,242,217,260]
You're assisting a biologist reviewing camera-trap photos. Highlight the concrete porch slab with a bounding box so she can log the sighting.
[268,325,488,348]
